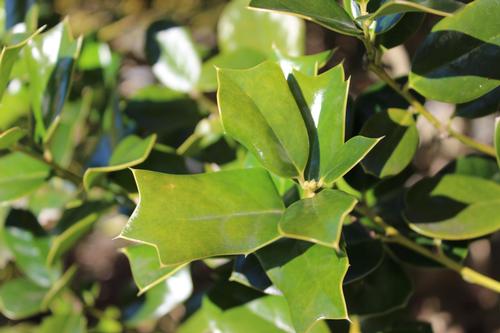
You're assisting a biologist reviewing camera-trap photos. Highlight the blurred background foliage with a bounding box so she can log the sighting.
[0,0,498,332]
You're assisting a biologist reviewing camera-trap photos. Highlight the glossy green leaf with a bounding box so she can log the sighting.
[230,255,279,295]
[83,134,156,190]
[375,12,425,49]
[272,48,333,77]
[122,244,186,294]
[219,0,305,57]
[126,268,192,327]
[257,240,349,333]
[361,108,418,178]
[409,0,500,103]
[322,136,381,185]
[120,168,284,266]
[4,209,60,287]
[217,61,309,178]
[179,296,330,333]
[151,26,201,92]
[279,189,357,249]
[0,152,50,202]
[199,48,267,92]
[0,278,48,320]
[405,174,500,240]
[496,117,500,167]
[0,27,43,101]
[0,126,25,149]
[37,313,86,333]
[369,0,463,18]
[345,256,412,316]
[25,19,82,138]
[47,202,110,266]
[249,0,361,36]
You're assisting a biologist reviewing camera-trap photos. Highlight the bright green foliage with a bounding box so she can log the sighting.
[120,168,284,265]
[410,0,500,103]
[217,61,310,178]
[361,108,419,178]
[0,127,25,149]
[0,153,50,202]
[122,244,186,294]
[0,278,48,320]
[257,241,349,333]
[279,189,357,249]
[37,314,86,333]
[496,118,500,167]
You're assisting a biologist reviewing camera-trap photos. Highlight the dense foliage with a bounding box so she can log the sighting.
[0,0,499,332]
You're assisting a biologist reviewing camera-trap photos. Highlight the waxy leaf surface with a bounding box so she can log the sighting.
[409,0,500,103]
[279,189,357,249]
[257,240,349,333]
[120,168,284,266]
[217,61,309,178]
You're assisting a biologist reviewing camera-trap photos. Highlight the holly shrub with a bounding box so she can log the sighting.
[0,0,499,332]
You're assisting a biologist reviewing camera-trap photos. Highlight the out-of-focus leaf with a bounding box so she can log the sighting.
[83,134,156,190]
[47,201,110,266]
[409,0,500,103]
[4,0,37,30]
[125,268,192,327]
[25,19,82,138]
[249,0,361,37]
[219,0,305,57]
[361,108,418,178]
[360,311,433,333]
[0,126,25,149]
[454,87,500,119]
[257,240,349,333]
[345,256,412,316]
[0,81,30,130]
[0,152,50,202]
[405,174,500,240]
[199,48,266,92]
[0,278,48,320]
[375,12,425,49]
[279,189,357,249]
[496,118,500,167]
[4,209,60,286]
[119,168,283,266]
[177,115,224,156]
[179,296,330,333]
[368,0,463,18]
[150,26,201,92]
[217,61,309,178]
[0,27,42,101]
[37,313,86,333]
[122,244,186,294]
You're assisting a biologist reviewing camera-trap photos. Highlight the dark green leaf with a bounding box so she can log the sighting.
[369,0,463,18]
[409,0,500,103]
[376,12,426,49]
[279,189,357,249]
[257,240,349,333]
[496,118,500,167]
[454,87,500,119]
[249,0,361,36]
[361,108,419,178]
[217,61,309,178]
[120,168,284,266]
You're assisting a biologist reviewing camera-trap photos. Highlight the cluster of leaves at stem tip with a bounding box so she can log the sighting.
[0,0,499,332]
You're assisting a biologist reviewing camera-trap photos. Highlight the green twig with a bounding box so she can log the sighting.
[356,205,500,293]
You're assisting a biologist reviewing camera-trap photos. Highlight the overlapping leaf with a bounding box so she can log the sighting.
[410,0,500,103]
[120,168,284,266]
[0,127,25,149]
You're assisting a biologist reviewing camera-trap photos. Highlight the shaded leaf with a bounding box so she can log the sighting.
[0,127,25,149]
[369,0,463,18]
[375,12,426,49]
[120,168,284,266]
[230,255,279,295]
[496,118,500,167]
[279,189,357,249]
[249,0,361,36]
[83,134,156,190]
[454,87,500,119]
[409,0,500,103]
[217,61,309,178]
[257,240,349,333]
[361,108,418,178]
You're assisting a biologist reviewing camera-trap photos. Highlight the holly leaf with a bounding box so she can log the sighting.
[119,168,284,266]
